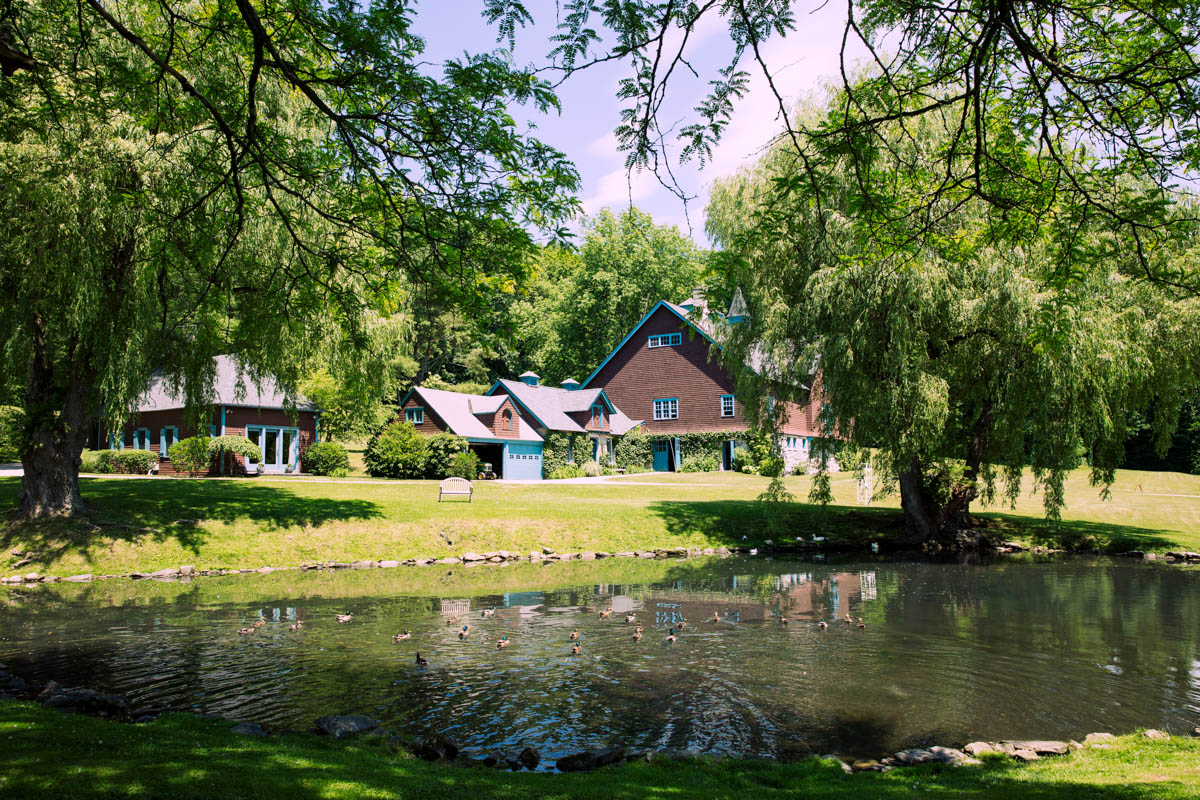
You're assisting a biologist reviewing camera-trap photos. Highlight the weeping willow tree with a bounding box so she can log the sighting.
[0,0,579,517]
[707,93,1200,547]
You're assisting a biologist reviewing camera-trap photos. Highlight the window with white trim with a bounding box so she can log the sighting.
[405,407,424,424]
[648,332,682,348]
[720,394,735,417]
[653,398,679,420]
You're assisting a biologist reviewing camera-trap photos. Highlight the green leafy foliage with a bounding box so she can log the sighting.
[425,434,470,479]
[548,465,585,480]
[303,442,351,477]
[447,450,481,480]
[582,461,603,477]
[680,453,719,473]
[0,0,580,517]
[206,437,262,463]
[364,421,431,479]
[94,450,157,475]
[708,91,1200,542]
[168,438,213,477]
[0,406,24,462]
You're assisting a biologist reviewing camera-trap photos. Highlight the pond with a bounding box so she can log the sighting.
[1,555,1198,760]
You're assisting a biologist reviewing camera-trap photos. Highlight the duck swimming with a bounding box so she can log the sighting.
[625,613,637,624]
[677,620,688,631]
[856,617,866,629]
[817,619,828,630]
[666,628,677,643]
[779,616,789,625]
[632,630,643,642]
[336,613,353,624]
[288,621,304,632]
[497,635,510,649]
[253,616,266,628]
[569,628,580,641]
[710,612,721,623]
[598,608,612,619]
[482,606,495,618]
[238,627,255,635]
[415,652,429,666]
[570,643,582,655]
[393,630,411,641]
[458,625,470,640]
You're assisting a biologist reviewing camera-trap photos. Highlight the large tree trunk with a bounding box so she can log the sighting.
[17,316,93,518]
[898,408,990,549]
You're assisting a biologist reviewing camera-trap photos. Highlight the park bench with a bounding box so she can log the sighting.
[438,476,473,502]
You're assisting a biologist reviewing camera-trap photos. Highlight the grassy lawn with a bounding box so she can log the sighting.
[1,701,1197,799]
[0,467,1197,577]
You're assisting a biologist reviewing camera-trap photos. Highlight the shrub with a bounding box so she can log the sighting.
[731,446,754,473]
[446,449,481,480]
[206,435,262,463]
[0,406,24,462]
[79,449,102,473]
[365,420,430,479]
[96,449,157,474]
[304,441,351,476]
[582,460,603,477]
[426,433,469,478]
[548,464,585,480]
[169,437,213,476]
[680,453,719,473]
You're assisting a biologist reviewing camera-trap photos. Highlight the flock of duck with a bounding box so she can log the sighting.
[239,605,867,666]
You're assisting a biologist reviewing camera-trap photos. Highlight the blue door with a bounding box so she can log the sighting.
[504,443,543,480]
[652,440,669,471]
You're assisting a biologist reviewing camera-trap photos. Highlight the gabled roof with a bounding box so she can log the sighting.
[136,355,318,413]
[580,300,718,389]
[488,379,641,435]
[406,387,542,443]
[466,395,506,414]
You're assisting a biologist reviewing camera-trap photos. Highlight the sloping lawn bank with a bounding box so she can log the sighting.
[0,467,1197,578]
[1,702,1197,800]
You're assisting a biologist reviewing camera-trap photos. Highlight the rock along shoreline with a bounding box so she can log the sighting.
[2,538,1197,587]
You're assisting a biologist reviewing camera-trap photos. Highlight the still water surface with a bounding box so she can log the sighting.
[1,555,1197,759]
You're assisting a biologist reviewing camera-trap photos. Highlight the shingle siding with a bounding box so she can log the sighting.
[590,306,823,437]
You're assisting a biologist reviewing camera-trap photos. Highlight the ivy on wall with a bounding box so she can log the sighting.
[613,427,747,471]
[541,430,590,477]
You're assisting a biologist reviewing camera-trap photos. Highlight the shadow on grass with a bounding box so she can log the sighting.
[0,702,1192,800]
[0,477,381,566]
[651,499,1185,553]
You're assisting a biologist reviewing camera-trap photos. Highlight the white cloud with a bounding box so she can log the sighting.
[581,164,659,217]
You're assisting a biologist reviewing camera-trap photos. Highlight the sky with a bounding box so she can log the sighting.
[413,2,868,246]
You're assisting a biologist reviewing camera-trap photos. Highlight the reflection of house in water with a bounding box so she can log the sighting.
[643,571,878,625]
[440,598,472,617]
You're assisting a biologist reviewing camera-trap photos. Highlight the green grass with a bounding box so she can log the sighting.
[0,467,1197,577]
[1,701,1197,799]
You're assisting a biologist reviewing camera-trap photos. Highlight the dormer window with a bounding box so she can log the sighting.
[591,404,603,425]
[648,332,681,348]
[503,409,513,430]
[405,407,424,424]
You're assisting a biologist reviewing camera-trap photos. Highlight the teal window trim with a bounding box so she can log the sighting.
[160,426,179,458]
[648,332,682,348]
[502,409,513,430]
[720,394,735,417]
[406,406,424,424]
[132,428,151,451]
[567,438,574,463]
[591,404,603,425]
[653,398,679,421]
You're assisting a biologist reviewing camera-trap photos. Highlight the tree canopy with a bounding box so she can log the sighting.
[707,93,1200,544]
[0,0,578,516]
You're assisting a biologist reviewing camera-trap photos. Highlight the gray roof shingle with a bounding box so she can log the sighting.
[136,355,317,412]
[411,387,543,443]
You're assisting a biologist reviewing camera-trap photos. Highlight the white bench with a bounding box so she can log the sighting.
[438,477,473,502]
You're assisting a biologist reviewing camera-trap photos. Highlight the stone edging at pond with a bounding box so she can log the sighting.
[3,538,1199,587]
[2,665,1194,775]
